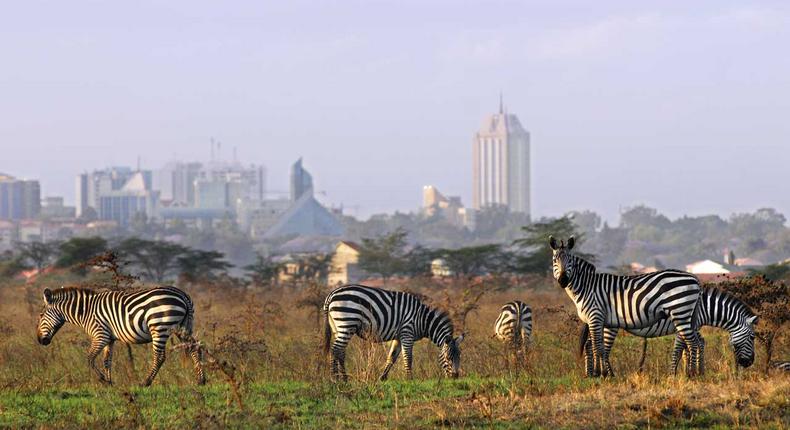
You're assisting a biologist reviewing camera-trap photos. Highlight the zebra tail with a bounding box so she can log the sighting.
[321,304,332,356]
[578,324,589,359]
[180,296,196,337]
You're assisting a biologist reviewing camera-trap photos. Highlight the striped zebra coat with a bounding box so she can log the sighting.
[550,236,704,377]
[774,361,790,372]
[37,286,205,386]
[580,288,757,375]
[322,284,464,382]
[494,301,533,354]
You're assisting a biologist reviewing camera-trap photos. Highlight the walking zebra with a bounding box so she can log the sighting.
[37,286,205,387]
[494,301,533,356]
[322,284,464,382]
[580,287,757,375]
[774,361,790,372]
[550,236,704,377]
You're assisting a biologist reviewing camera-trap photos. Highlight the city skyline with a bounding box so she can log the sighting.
[2,1,789,223]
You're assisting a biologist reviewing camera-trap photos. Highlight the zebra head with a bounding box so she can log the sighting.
[730,314,757,368]
[37,288,66,346]
[549,235,576,288]
[439,333,465,378]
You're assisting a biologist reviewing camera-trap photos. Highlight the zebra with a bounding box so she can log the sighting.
[322,284,464,382]
[493,300,533,357]
[549,236,704,377]
[37,286,205,387]
[579,287,757,375]
[774,361,790,372]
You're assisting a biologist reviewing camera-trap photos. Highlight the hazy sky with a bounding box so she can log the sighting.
[2,1,789,223]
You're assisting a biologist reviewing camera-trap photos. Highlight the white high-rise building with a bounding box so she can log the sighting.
[472,96,530,216]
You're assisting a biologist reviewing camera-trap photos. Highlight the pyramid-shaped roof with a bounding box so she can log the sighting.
[262,193,344,239]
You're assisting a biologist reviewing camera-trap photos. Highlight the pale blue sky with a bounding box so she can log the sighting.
[1,1,788,222]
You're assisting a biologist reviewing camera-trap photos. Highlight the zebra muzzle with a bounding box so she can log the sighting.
[38,336,51,346]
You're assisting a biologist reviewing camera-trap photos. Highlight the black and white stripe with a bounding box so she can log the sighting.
[550,236,704,377]
[322,284,464,381]
[37,286,205,386]
[581,288,757,374]
[774,361,790,372]
[494,300,533,354]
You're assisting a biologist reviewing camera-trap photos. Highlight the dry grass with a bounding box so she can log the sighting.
[0,272,788,428]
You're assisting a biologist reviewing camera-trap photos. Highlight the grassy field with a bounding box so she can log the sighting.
[1,273,788,428]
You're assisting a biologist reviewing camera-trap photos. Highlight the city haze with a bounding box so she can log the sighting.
[2,1,789,222]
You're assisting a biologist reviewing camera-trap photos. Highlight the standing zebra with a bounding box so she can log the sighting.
[37,286,205,387]
[493,300,533,356]
[580,287,757,375]
[322,284,464,382]
[549,236,704,377]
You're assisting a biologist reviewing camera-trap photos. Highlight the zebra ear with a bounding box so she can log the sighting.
[549,236,558,250]
[455,333,465,345]
[43,289,53,304]
[567,236,575,250]
[747,315,758,326]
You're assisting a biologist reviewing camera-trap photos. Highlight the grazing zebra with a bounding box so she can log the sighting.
[494,301,533,355]
[774,361,790,372]
[37,286,205,387]
[322,284,464,382]
[580,287,757,374]
[550,236,704,377]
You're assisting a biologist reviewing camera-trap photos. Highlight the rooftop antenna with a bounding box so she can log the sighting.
[136,155,141,171]
[499,91,504,114]
[233,146,238,163]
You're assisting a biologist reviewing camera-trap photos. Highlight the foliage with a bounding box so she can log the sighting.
[55,236,108,274]
[177,250,232,284]
[511,216,592,275]
[357,228,410,282]
[434,244,505,279]
[115,238,189,282]
[244,254,283,287]
[14,241,60,271]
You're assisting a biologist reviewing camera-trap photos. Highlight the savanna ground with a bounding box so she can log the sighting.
[0,272,788,429]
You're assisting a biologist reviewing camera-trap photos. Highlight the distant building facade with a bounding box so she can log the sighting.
[472,97,531,216]
[328,241,366,285]
[290,158,313,201]
[75,167,146,218]
[422,185,476,230]
[97,172,160,227]
[0,173,41,221]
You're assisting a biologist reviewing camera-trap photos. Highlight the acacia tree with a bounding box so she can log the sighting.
[357,228,409,284]
[177,249,232,284]
[511,216,592,276]
[244,254,283,287]
[55,237,108,275]
[116,238,188,282]
[15,241,60,271]
[434,244,504,280]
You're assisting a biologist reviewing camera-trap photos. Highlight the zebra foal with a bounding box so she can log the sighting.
[322,284,464,382]
[37,286,205,386]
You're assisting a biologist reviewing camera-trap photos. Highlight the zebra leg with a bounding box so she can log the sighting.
[588,319,606,378]
[101,341,114,384]
[698,335,705,375]
[671,335,686,375]
[87,337,111,385]
[330,331,352,382]
[674,322,701,377]
[142,332,168,387]
[175,332,206,385]
[400,336,415,379]
[379,340,401,381]
[583,338,596,377]
[602,328,617,378]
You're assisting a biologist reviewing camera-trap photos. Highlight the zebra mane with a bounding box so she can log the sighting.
[703,287,755,318]
[48,286,96,297]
